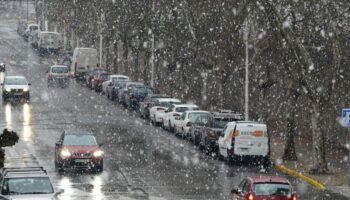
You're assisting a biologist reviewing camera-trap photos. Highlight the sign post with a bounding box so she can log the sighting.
[341,108,350,186]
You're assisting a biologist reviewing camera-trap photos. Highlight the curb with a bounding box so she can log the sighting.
[275,164,326,191]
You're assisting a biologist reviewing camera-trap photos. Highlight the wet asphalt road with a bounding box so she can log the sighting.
[0,2,345,200]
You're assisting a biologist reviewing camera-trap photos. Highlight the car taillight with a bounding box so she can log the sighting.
[157,107,165,111]
[186,122,193,127]
[246,193,254,200]
[292,192,297,200]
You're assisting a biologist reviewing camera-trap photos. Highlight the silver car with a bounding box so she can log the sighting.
[0,167,63,200]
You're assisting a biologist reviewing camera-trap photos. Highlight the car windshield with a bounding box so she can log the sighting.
[175,107,199,112]
[4,77,27,85]
[134,86,153,94]
[52,67,68,73]
[213,117,238,128]
[112,77,128,82]
[2,177,54,195]
[63,134,98,146]
[188,112,210,121]
[115,81,127,87]
[253,183,292,196]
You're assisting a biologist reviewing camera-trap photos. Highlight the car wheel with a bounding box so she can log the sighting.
[262,155,271,169]
[94,162,103,173]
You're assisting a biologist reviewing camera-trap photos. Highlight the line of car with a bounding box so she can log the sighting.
[78,71,298,200]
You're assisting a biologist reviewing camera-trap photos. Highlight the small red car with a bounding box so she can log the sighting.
[94,72,110,92]
[231,176,297,200]
[54,131,104,173]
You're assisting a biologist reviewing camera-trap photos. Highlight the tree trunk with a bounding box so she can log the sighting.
[112,40,119,73]
[282,79,297,161]
[122,40,129,75]
[134,50,139,81]
[309,102,328,174]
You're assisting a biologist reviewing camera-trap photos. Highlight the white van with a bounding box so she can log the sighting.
[71,48,98,79]
[218,121,270,167]
[37,31,62,54]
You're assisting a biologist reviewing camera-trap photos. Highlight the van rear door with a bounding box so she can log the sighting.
[233,123,268,156]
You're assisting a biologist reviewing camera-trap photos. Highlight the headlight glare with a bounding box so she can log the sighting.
[5,88,11,92]
[60,149,71,158]
[93,150,104,157]
[23,87,28,92]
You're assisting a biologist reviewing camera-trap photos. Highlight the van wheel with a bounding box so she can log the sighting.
[262,156,271,169]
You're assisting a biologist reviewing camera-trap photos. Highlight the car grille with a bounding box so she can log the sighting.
[72,152,92,157]
[11,89,23,92]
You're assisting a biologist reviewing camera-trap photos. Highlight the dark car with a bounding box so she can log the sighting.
[94,72,110,92]
[190,111,243,154]
[125,85,154,110]
[1,76,31,102]
[0,57,5,72]
[106,80,127,101]
[54,131,104,173]
[85,67,108,88]
[139,94,170,119]
[231,176,296,200]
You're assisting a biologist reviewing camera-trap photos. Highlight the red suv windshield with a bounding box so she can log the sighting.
[253,183,292,196]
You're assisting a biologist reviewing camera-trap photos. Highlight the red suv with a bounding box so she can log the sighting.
[231,176,296,200]
[54,131,104,173]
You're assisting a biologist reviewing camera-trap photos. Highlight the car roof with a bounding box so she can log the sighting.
[185,110,210,113]
[174,104,198,107]
[50,65,68,68]
[248,176,290,184]
[226,121,267,127]
[110,74,129,78]
[5,76,26,79]
[157,98,180,102]
[63,130,94,135]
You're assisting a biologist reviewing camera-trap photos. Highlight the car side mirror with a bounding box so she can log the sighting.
[57,189,64,194]
[55,142,61,147]
[28,83,31,86]
[99,142,104,147]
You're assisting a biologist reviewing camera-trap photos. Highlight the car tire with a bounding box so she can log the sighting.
[94,162,103,173]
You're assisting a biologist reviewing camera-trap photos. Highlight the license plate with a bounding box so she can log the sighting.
[14,93,22,95]
[75,159,89,163]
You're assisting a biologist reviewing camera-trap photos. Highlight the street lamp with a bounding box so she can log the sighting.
[244,17,249,121]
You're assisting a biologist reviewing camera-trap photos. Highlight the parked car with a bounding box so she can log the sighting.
[139,94,170,119]
[106,80,127,101]
[0,167,64,200]
[231,176,296,200]
[125,85,154,110]
[217,121,270,168]
[174,110,211,138]
[118,82,144,106]
[102,74,129,94]
[16,20,27,36]
[1,76,31,102]
[54,130,104,173]
[93,72,111,92]
[149,98,181,126]
[0,57,5,72]
[189,111,243,153]
[162,104,199,132]
[46,65,70,88]
[71,48,98,80]
[85,67,108,89]
[24,23,39,41]
[34,31,62,54]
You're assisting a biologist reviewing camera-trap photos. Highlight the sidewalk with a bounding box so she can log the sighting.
[271,133,350,198]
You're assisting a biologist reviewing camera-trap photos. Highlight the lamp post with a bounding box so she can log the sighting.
[150,0,155,88]
[244,17,249,121]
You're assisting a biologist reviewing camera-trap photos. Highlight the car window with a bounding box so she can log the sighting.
[2,177,54,195]
[241,180,249,194]
[63,134,98,146]
[51,67,68,73]
[180,112,186,120]
[253,183,292,196]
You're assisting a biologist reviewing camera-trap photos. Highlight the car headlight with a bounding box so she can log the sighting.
[5,88,11,92]
[60,149,71,158]
[93,150,104,157]
[0,63,4,66]
[23,87,29,92]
